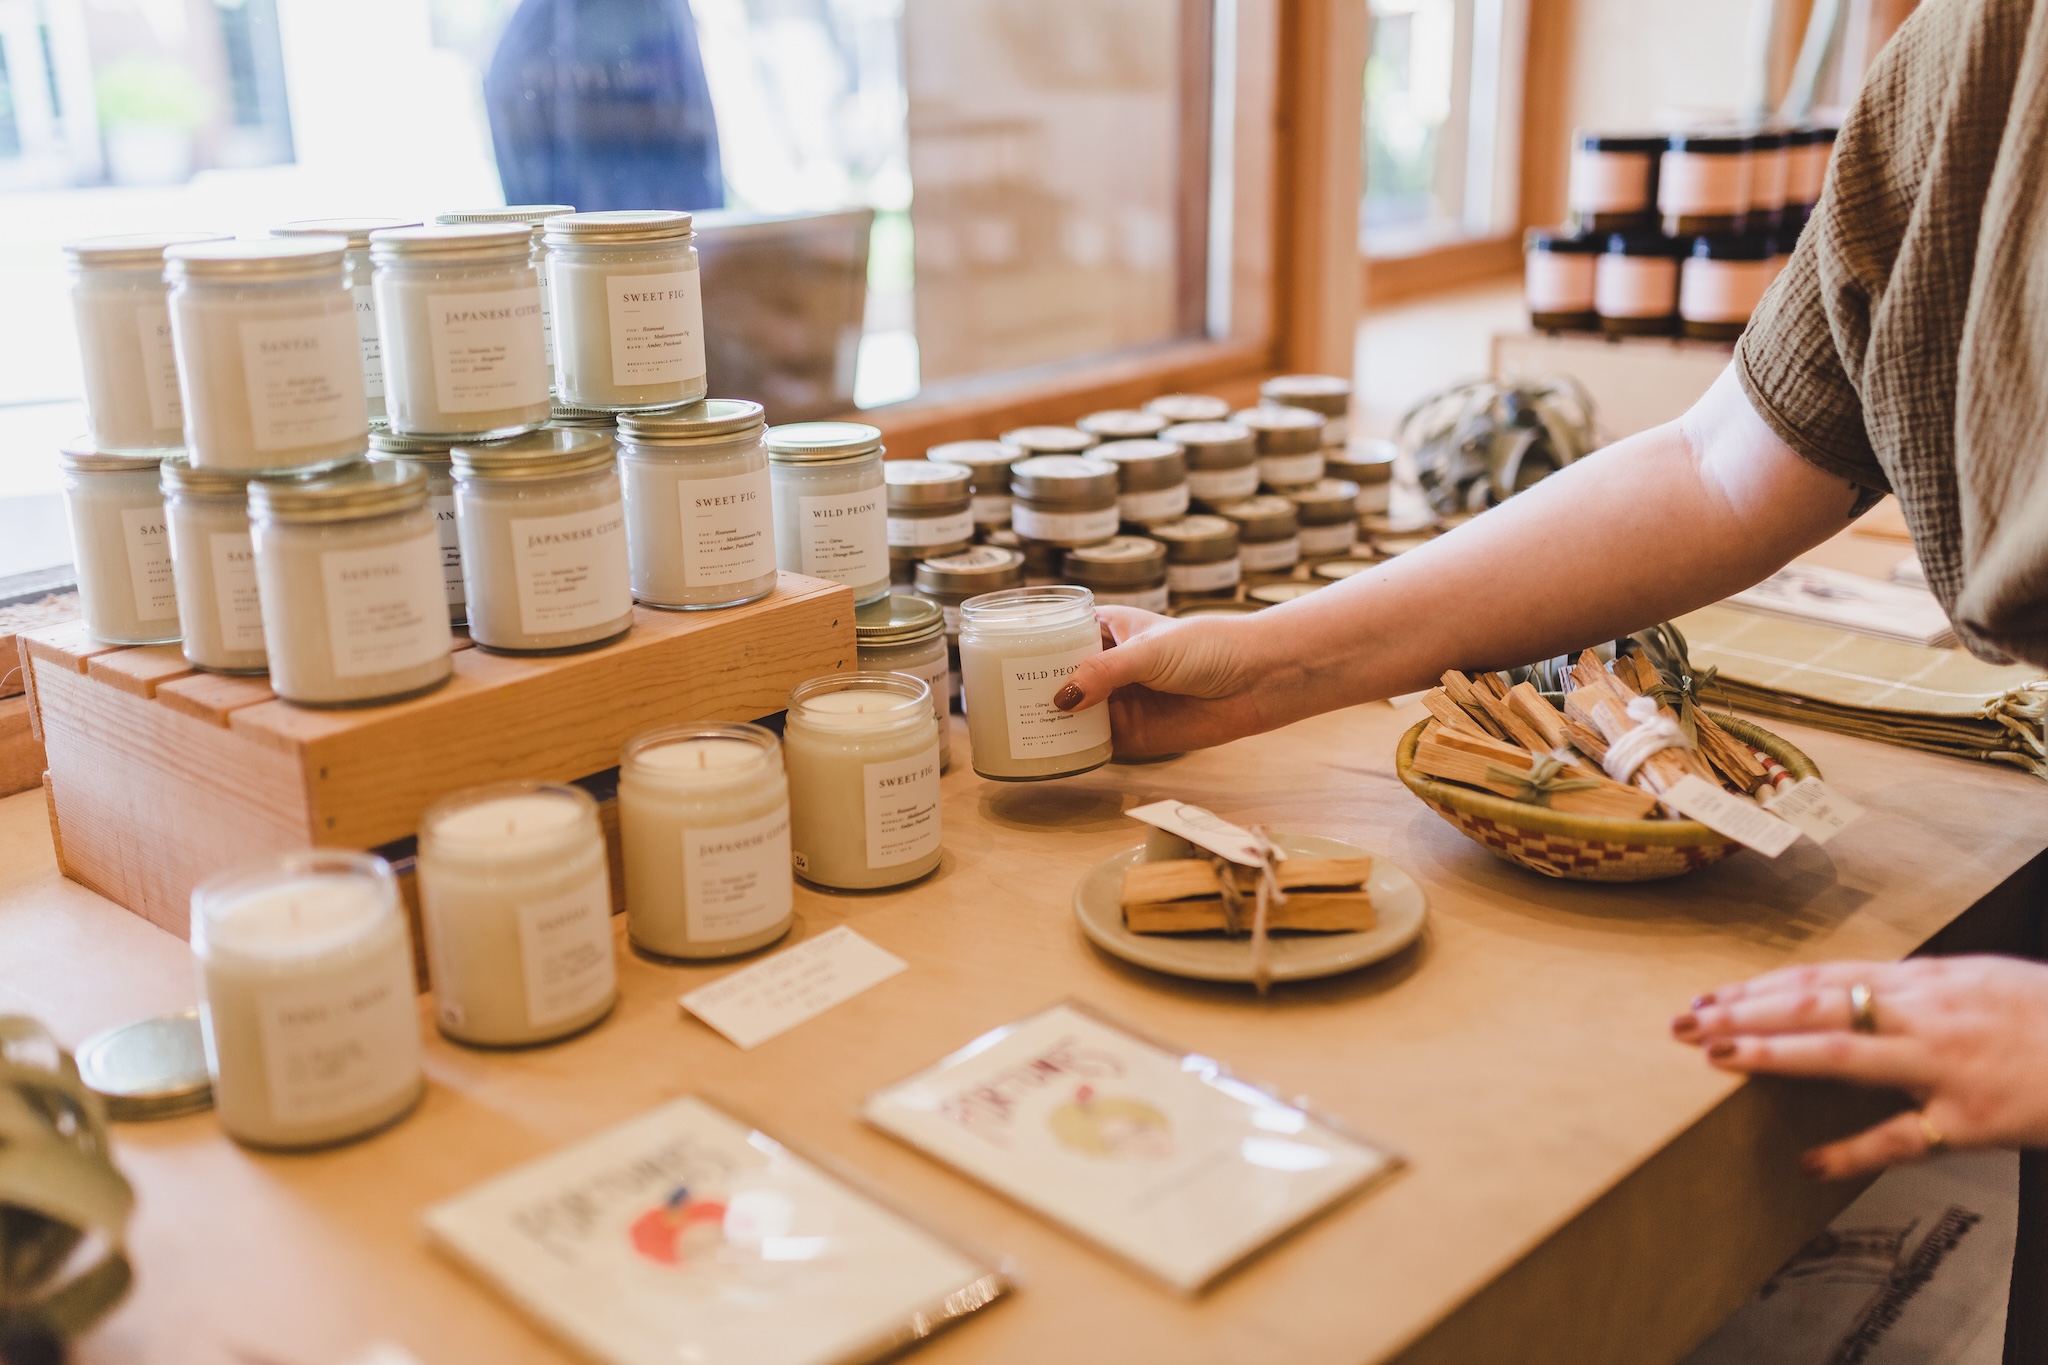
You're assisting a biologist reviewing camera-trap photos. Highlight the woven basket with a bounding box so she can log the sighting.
[1395,714,1820,881]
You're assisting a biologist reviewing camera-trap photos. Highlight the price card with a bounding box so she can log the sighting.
[1661,775,1801,857]
[1763,777,1866,846]
[680,926,907,1050]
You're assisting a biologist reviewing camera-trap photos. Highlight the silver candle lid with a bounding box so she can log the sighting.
[617,400,764,445]
[1326,439,1397,485]
[166,236,349,281]
[1212,494,1300,540]
[855,593,945,647]
[74,1009,213,1122]
[545,209,694,245]
[549,400,625,430]
[1284,478,1363,524]
[924,440,1021,488]
[250,458,416,523]
[369,223,530,262]
[1076,409,1169,440]
[766,421,884,463]
[999,425,1097,456]
[161,454,338,496]
[1144,393,1231,423]
[452,427,616,479]
[436,204,576,236]
[1149,514,1239,561]
[1090,438,1187,491]
[912,544,1026,597]
[1160,421,1256,468]
[1259,373,1352,417]
[1063,535,1167,587]
[58,437,162,473]
[272,217,420,249]
[1009,455,1119,504]
[884,460,972,508]
[368,430,459,462]
[65,231,229,269]
[1232,405,1325,455]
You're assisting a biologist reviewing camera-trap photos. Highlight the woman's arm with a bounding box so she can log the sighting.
[1056,365,1866,756]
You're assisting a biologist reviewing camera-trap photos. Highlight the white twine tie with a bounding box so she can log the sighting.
[1601,695,1690,782]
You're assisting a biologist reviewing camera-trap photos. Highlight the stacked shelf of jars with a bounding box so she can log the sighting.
[1522,124,1839,340]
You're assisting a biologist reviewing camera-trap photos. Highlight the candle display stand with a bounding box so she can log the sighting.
[17,572,853,968]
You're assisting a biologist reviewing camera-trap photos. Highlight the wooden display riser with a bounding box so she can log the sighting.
[19,572,854,945]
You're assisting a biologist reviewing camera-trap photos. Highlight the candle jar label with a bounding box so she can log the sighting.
[679,470,775,586]
[798,487,887,586]
[427,287,549,414]
[683,805,793,940]
[1241,536,1301,572]
[536,259,555,366]
[1010,504,1119,544]
[508,501,632,635]
[1260,454,1324,487]
[863,743,942,868]
[605,269,706,386]
[429,495,465,608]
[1119,486,1189,523]
[1300,522,1355,557]
[1166,557,1240,592]
[353,285,385,400]
[208,530,266,650]
[1187,466,1259,501]
[237,312,367,454]
[515,868,618,1027]
[888,509,975,548]
[134,304,184,429]
[319,534,451,679]
[254,953,420,1127]
[120,505,177,621]
[970,493,1012,525]
[1093,584,1170,613]
[1001,647,1111,759]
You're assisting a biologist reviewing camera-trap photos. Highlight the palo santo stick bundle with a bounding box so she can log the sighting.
[1121,856,1375,934]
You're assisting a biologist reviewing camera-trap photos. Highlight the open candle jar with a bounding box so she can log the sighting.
[65,231,227,455]
[190,849,423,1150]
[783,673,943,890]
[544,210,707,412]
[417,781,617,1045]
[958,585,1114,781]
[616,400,778,610]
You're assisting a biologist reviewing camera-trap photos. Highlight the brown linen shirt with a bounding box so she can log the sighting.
[1736,0,2048,666]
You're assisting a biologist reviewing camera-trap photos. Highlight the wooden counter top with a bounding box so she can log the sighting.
[4,672,2046,1365]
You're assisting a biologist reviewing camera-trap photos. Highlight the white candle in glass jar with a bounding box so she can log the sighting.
[190,850,423,1150]
[544,210,708,412]
[65,231,228,454]
[165,237,369,472]
[619,722,793,958]
[783,674,942,890]
[766,422,890,606]
[368,431,467,624]
[417,782,616,1046]
[271,218,421,427]
[162,456,267,672]
[615,401,778,610]
[434,205,575,380]
[855,594,953,772]
[452,428,634,653]
[958,585,1113,781]
[60,442,181,646]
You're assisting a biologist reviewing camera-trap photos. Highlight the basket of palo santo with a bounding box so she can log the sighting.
[1395,647,1820,881]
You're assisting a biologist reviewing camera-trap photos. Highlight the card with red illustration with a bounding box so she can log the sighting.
[423,1097,1007,1365]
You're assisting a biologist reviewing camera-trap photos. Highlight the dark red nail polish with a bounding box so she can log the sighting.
[1053,684,1082,711]
[1707,1040,1735,1060]
[1799,1153,1826,1179]
[1671,1013,1699,1036]
[1692,993,1716,1009]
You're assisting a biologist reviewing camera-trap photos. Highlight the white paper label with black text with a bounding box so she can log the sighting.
[428,494,464,608]
[679,469,775,586]
[353,285,384,399]
[1300,522,1357,557]
[1119,485,1189,523]
[516,870,616,1027]
[1001,645,1110,760]
[606,269,704,386]
[1167,557,1240,592]
[135,303,183,429]
[864,743,942,869]
[1010,504,1119,544]
[970,493,1012,525]
[798,486,887,586]
[238,311,365,453]
[509,500,631,636]
[1187,465,1259,501]
[1662,775,1800,857]
[255,954,420,1126]
[888,508,975,548]
[1260,453,1324,487]
[684,805,793,942]
[318,533,450,679]
[428,287,548,414]
[120,504,176,620]
[1763,777,1865,846]
[1240,536,1300,572]
[207,529,265,650]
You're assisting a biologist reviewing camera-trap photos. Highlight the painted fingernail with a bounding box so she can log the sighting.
[1053,684,1083,711]
[1799,1151,1827,1179]
[1671,1013,1699,1037]
[1706,1040,1736,1061]
[1692,993,1716,1009]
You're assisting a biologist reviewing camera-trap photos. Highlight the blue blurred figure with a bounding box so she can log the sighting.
[484,0,723,211]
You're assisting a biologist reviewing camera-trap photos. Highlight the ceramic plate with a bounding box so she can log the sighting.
[1073,833,1427,983]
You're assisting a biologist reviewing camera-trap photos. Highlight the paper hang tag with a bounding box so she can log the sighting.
[1660,775,1801,858]
[1763,776,1865,845]
[1126,800,1281,867]
[680,926,907,1051]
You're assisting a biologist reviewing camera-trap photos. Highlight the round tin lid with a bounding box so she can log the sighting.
[1144,393,1231,423]
[855,593,945,647]
[1009,455,1119,503]
[884,460,972,508]
[1149,513,1239,559]
[913,544,1027,596]
[160,454,317,495]
[368,430,459,461]
[1211,494,1299,540]
[435,204,576,230]
[545,209,694,244]
[617,399,765,444]
[1284,478,1363,523]
[1076,409,1169,440]
[1248,580,1323,605]
[75,1009,212,1122]
[1159,420,1256,467]
[923,439,1021,484]
[272,217,419,249]
[57,437,163,473]
[1312,557,1380,581]
[166,235,349,280]
[766,421,884,463]
[1373,530,1438,556]
[65,230,230,268]
[1259,374,1351,415]
[368,223,530,260]
[1233,405,1325,455]
[452,427,615,479]
[549,401,624,429]
[249,458,411,522]
[1170,599,1262,617]
[999,424,1097,456]
[1326,438,1397,485]
[1063,535,1167,586]
[1090,438,1187,490]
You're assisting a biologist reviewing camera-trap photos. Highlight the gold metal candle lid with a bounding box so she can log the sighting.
[913,545,1026,596]
[1091,438,1187,490]
[617,400,765,445]
[999,424,1097,456]
[765,421,884,463]
[162,453,340,496]
[250,458,421,523]
[884,460,972,508]
[545,209,694,245]
[1008,455,1119,504]
[74,1009,213,1122]
[1285,478,1364,523]
[1150,514,1240,559]
[452,427,615,480]
[1259,373,1352,415]
[369,430,459,462]
[65,230,229,268]
[1232,405,1325,455]
[1064,535,1167,586]
[855,594,945,647]
[1159,421,1255,467]
[1144,393,1231,422]
[1076,408,1169,440]
[272,217,420,249]
[166,236,349,280]
[925,439,1021,486]
[1213,494,1300,539]
[1326,441,1397,485]
[369,223,531,261]
[58,437,162,473]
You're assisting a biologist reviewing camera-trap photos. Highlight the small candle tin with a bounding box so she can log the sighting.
[1077,408,1170,441]
[1213,494,1301,575]
[1064,535,1169,613]
[1524,229,1603,332]
[1234,405,1326,489]
[1009,455,1122,547]
[999,424,1097,457]
[1327,440,1397,515]
[885,460,975,580]
[1259,374,1352,449]
[1285,478,1363,560]
[1092,437,1190,528]
[926,438,1021,531]
[1596,233,1683,337]
[1152,513,1242,603]
[1163,420,1259,507]
[1143,393,1231,423]
[1568,132,1665,232]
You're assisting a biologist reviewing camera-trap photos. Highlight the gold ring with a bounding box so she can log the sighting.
[1918,1110,1947,1155]
[1848,982,1878,1034]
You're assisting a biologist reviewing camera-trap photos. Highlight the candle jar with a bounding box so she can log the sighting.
[367,431,467,624]
[999,424,1097,458]
[1260,374,1352,450]
[370,225,552,441]
[1215,495,1301,576]
[1568,132,1664,232]
[435,205,575,381]
[1681,235,1779,341]
[1144,393,1230,423]
[986,527,1062,584]
[544,210,707,412]
[913,545,1024,711]
[927,439,1021,532]
[452,428,633,653]
[959,586,1113,781]
[1524,229,1602,332]
[249,460,454,706]
[190,849,423,1150]
[1064,536,1168,613]
[162,457,266,672]
[616,401,777,610]
[1077,408,1168,441]
[165,237,369,472]
[1659,132,1749,237]
[1235,405,1325,490]
[885,460,974,583]
[272,218,421,427]
[767,421,890,605]
[61,443,180,645]
[1745,128,1788,229]
[1163,420,1259,507]
[66,232,228,454]
[1009,455,1120,547]
[856,594,953,771]
[1784,126,1837,221]
[1153,514,1241,604]
[418,781,617,1045]
[1286,479,1362,561]
[1092,438,1189,529]
[620,722,794,957]
[783,673,942,890]
[1329,438,1397,515]
[1597,234,1682,337]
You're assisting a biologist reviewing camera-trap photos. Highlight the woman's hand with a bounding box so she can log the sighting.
[1671,955,2048,1177]
[1052,606,1298,757]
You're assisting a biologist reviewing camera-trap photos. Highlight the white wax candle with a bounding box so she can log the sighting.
[60,446,180,646]
[957,586,1113,780]
[783,675,942,890]
[619,723,793,958]
[191,853,423,1149]
[616,402,778,610]
[418,784,617,1046]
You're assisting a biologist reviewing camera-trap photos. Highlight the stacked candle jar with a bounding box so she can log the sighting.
[1523,122,1837,339]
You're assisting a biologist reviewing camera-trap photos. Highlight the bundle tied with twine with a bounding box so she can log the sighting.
[1208,827,1286,995]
